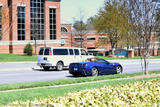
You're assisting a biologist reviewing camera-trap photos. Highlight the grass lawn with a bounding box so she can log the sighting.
[0,54,37,62]
[0,54,160,62]
[96,56,160,60]
[0,70,160,91]
[0,77,159,106]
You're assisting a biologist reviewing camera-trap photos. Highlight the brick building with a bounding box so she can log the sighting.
[61,24,111,56]
[61,24,160,57]
[0,0,159,56]
[0,0,62,54]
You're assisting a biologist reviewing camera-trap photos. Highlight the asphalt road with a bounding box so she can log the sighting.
[0,59,160,85]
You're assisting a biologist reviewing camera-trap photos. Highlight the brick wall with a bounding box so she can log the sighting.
[0,0,62,54]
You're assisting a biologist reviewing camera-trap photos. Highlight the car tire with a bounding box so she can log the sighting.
[56,62,63,71]
[91,67,98,76]
[43,66,50,71]
[116,66,122,74]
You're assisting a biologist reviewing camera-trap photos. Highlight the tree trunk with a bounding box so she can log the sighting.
[144,56,148,75]
[140,55,144,75]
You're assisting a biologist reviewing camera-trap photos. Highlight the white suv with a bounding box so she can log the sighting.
[37,47,93,71]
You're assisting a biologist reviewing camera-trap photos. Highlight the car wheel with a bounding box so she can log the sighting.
[56,62,63,71]
[43,66,50,71]
[116,66,122,74]
[91,67,98,76]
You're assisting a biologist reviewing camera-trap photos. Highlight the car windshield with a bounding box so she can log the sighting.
[96,59,109,63]
[86,58,109,63]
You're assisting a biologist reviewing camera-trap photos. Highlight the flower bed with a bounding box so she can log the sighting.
[3,79,160,107]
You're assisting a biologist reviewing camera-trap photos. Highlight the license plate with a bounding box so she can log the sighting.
[74,68,78,71]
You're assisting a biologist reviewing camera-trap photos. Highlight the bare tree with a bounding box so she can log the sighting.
[30,6,45,55]
[155,1,160,54]
[125,0,159,75]
[73,20,87,48]
[31,14,40,55]
[0,3,14,40]
[72,10,88,48]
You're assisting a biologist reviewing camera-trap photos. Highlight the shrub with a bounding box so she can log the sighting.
[24,44,33,56]
[5,79,160,107]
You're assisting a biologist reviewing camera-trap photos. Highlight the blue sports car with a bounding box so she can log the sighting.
[69,58,123,77]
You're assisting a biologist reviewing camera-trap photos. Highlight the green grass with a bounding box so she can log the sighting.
[0,54,160,62]
[0,54,37,62]
[96,56,160,60]
[0,70,160,91]
[0,77,159,106]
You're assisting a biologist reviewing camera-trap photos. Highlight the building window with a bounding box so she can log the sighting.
[74,36,84,41]
[61,27,68,32]
[30,0,45,40]
[87,36,96,40]
[17,6,25,40]
[50,8,56,40]
[8,0,11,7]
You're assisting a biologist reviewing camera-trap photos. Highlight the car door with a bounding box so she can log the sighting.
[96,59,114,75]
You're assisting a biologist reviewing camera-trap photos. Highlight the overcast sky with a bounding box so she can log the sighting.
[60,0,105,24]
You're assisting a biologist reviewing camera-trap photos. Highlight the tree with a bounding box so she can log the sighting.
[72,10,88,48]
[73,20,87,48]
[91,0,133,54]
[24,43,33,56]
[0,4,12,40]
[86,18,95,30]
[125,0,159,75]
[155,1,160,55]
[31,13,40,55]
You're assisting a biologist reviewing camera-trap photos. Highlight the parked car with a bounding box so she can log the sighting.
[38,47,93,71]
[94,53,103,56]
[69,58,122,77]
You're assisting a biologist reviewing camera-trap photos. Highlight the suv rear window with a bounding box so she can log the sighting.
[39,48,44,55]
[53,49,68,55]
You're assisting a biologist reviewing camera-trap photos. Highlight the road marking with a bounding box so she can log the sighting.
[112,62,160,65]
[0,62,159,72]
[0,68,33,72]
[0,62,36,64]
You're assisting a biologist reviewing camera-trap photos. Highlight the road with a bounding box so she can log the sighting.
[0,59,160,85]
